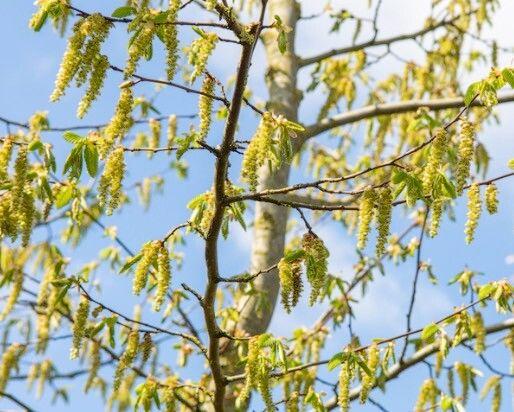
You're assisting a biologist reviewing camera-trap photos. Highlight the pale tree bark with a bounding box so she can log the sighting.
[237,0,301,338]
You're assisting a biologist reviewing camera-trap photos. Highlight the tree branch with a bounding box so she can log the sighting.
[302,91,514,141]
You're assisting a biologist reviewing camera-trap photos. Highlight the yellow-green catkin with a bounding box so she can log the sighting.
[422,128,448,195]
[357,188,376,250]
[164,0,180,81]
[0,343,24,392]
[98,147,125,215]
[141,332,153,362]
[239,336,259,404]
[12,146,28,209]
[37,359,51,398]
[153,243,171,311]
[429,197,443,238]
[149,118,161,152]
[104,87,134,141]
[75,14,110,87]
[241,112,275,191]
[360,344,379,403]
[338,362,352,412]
[205,0,217,9]
[375,187,392,256]
[187,31,218,83]
[113,330,139,391]
[0,137,14,181]
[258,363,274,411]
[70,296,90,360]
[414,378,438,412]
[471,312,486,354]
[125,22,155,79]
[464,183,481,244]
[167,115,177,148]
[302,232,329,305]
[485,183,498,214]
[133,241,160,295]
[278,256,303,313]
[50,20,87,101]
[456,118,475,194]
[20,187,36,247]
[198,76,215,141]
[455,362,469,404]
[0,269,23,321]
[84,340,101,393]
[77,54,109,118]
[480,376,502,412]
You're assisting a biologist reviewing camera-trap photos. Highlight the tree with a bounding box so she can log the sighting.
[0,0,514,410]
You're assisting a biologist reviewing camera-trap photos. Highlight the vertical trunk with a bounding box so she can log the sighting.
[237,0,300,338]
[220,1,300,409]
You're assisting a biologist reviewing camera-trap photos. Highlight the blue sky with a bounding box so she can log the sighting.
[1,1,514,411]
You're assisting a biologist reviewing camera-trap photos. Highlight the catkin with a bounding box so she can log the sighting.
[153,243,171,311]
[187,31,218,83]
[302,232,329,305]
[104,87,134,141]
[141,332,153,362]
[422,128,448,195]
[149,118,161,153]
[464,183,481,244]
[471,312,486,354]
[50,20,87,101]
[125,22,155,79]
[414,378,437,412]
[98,147,125,215]
[70,296,90,359]
[133,241,160,295]
[241,112,275,191]
[77,54,109,118]
[456,118,475,194]
[164,0,181,81]
[198,76,215,141]
[429,197,443,237]
[375,187,392,256]
[278,256,303,313]
[84,340,101,393]
[239,336,259,404]
[20,188,36,247]
[0,343,24,393]
[12,146,28,211]
[338,362,352,412]
[0,269,23,321]
[113,330,139,391]
[360,344,379,403]
[167,115,177,147]
[455,362,469,404]
[357,188,376,250]
[0,137,14,181]
[485,183,498,214]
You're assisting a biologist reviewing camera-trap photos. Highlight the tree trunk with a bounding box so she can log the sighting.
[238,0,300,339]
[220,1,300,409]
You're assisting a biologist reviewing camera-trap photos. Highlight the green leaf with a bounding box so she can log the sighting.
[55,185,74,208]
[327,352,344,371]
[119,254,143,274]
[421,322,439,341]
[502,68,514,88]
[32,11,49,31]
[111,6,136,18]
[28,140,44,152]
[154,11,169,24]
[478,283,496,300]
[464,81,480,106]
[63,131,84,144]
[283,249,306,262]
[84,143,99,177]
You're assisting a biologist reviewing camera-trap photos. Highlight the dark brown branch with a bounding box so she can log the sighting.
[0,391,36,412]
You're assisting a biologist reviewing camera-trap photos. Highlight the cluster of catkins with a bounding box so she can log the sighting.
[241,112,276,191]
[464,182,498,244]
[0,142,37,246]
[133,240,171,311]
[356,187,393,255]
[98,147,126,215]
[238,336,274,411]
[50,13,112,118]
[186,30,219,83]
[278,232,329,312]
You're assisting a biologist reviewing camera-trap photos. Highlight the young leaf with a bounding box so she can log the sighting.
[111,6,136,18]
